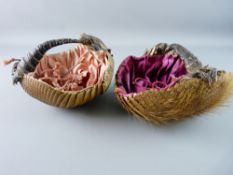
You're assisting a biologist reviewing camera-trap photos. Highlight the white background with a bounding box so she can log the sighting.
[0,0,233,175]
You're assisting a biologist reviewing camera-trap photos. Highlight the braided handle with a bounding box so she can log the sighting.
[12,34,110,84]
[25,38,80,72]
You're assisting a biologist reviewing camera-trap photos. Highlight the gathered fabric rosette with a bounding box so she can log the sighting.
[5,34,114,108]
[115,43,233,124]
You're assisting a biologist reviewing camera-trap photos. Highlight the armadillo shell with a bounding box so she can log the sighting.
[21,53,113,108]
[115,72,233,124]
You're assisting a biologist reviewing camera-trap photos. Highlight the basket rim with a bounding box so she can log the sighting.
[115,72,232,98]
[21,49,114,95]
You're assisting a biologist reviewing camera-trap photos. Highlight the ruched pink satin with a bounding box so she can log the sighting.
[33,44,108,91]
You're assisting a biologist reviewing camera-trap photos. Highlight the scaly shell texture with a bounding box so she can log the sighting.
[116,72,233,124]
[9,34,114,108]
[21,52,113,108]
[115,43,233,124]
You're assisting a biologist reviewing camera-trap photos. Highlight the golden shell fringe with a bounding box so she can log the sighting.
[115,73,233,124]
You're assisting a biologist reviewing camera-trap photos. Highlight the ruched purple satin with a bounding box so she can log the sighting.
[116,55,187,94]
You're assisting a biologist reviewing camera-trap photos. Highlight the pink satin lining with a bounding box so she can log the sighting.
[116,55,187,95]
[33,44,108,91]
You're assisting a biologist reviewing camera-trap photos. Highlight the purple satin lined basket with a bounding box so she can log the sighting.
[116,54,187,95]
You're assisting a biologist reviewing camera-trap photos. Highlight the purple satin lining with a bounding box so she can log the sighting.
[116,55,187,94]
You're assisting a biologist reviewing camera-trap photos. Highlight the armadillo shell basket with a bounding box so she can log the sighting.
[9,34,114,108]
[115,43,233,124]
